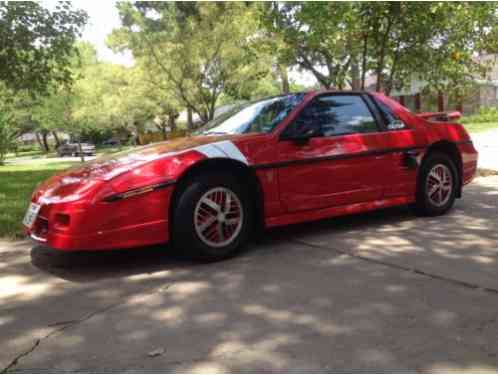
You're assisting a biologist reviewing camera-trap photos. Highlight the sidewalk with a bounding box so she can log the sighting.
[471,129,498,172]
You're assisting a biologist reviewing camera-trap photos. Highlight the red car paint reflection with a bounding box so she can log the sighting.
[25,91,478,252]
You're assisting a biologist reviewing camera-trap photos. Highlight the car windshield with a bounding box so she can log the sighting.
[196,93,305,135]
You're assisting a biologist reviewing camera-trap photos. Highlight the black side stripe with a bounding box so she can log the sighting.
[104,180,176,202]
[252,146,427,170]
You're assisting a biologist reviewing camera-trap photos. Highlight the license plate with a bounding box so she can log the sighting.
[23,203,41,228]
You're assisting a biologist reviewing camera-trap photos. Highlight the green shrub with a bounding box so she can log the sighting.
[461,106,498,124]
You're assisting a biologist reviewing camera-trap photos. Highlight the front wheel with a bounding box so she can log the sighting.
[172,173,252,262]
[414,152,458,216]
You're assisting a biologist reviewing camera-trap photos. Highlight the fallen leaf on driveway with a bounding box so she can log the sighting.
[148,347,166,357]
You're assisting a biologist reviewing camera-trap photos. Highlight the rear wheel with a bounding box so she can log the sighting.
[172,173,252,262]
[414,152,458,216]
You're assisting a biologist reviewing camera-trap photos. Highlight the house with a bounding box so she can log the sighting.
[369,54,498,114]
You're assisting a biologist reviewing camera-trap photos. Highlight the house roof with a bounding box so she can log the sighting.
[365,53,498,96]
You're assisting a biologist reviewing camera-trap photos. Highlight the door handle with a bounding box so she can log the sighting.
[402,150,420,169]
[403,150,419,156]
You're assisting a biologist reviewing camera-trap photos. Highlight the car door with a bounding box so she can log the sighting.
[276,93,391,213]
[371,95,426,198]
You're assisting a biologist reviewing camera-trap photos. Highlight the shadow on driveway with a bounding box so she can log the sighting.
[0,177,497,372]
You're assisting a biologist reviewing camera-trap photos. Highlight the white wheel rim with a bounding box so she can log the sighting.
[426,163,453,207]
[194,187,244,248]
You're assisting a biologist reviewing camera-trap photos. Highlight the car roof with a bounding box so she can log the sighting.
[311,89,379,96]
[253,90,379,104]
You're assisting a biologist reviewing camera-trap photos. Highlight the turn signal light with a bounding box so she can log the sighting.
[54,213,70,228]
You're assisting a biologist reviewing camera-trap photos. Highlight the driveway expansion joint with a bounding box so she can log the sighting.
[291,238,498,295]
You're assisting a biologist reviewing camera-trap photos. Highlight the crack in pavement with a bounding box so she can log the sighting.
[1,284,171,373]
[291,238,498,295]
[1,301,122,373]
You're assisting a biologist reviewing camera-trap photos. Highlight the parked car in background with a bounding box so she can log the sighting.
[102,139,120,146]
[25,91,477,261]
[56,142,96,157]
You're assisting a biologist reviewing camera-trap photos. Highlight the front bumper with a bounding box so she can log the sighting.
[26,186,174,251]
[26,218,169,251]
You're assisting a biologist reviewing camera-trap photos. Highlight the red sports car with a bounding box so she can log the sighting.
[24,91,478,261]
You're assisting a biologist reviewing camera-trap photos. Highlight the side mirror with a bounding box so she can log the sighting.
[386,120,406,130]
[280,125,321,143]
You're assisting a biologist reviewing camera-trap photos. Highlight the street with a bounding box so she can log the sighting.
[1,176,498,372]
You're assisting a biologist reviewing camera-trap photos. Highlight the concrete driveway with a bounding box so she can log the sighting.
[1,176,498,372]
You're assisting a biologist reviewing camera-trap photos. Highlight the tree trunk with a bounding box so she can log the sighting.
[456,95,463,113]
[168,115,177,133]
[375,12,394,93]
[35,132,45,152]
[134,122,142,145]
[278,64,290,94]
[41,131,50,152]
[77,139,85,163]
[187,107,193,129]
[52,131,61,148]
[437,92,444,112]
[205,108,213,123]
[351,58,360,91]
[361,33,368,90]
[161,126,167,140]
[415,93,422,112]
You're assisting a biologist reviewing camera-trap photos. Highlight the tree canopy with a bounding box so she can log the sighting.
[265,2,498,94]
[0,1,88,95]
[109,2,275,123]
[0,1,497,163]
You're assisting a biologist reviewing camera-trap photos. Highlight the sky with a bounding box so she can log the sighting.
[42,0,133,66]
[73,0,134,66]
[44,1,316,86]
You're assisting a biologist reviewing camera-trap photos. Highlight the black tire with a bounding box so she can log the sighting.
[414,151,458,216]
[172,173,253,262]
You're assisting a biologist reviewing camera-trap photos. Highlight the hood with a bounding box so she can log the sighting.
[33,134,238,203]
[73,134,240,180]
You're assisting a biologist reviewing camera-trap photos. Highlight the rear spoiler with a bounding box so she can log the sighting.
[416,111,462,122]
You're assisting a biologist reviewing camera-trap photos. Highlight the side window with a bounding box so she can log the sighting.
[288,95,379,138]
[375,98,406,130]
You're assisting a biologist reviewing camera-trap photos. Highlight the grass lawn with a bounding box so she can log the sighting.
[96,145,134,155]
[6,145,133,162]
[6,149,47,159]
[461,122,498,134]
[0,160,78,239]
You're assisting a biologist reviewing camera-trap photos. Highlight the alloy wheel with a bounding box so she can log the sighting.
[425,163,453,207]
[194,187,244,248]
